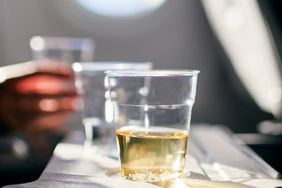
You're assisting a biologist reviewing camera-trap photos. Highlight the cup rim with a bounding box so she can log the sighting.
[30,36,94,50]
[105,70,200,77]
[72,61,153,72]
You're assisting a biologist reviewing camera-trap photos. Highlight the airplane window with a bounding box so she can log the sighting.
[75,0,166,18]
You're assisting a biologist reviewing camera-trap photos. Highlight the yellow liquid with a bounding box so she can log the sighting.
[116,126,188,182]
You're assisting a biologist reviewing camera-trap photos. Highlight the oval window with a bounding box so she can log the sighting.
[75,0,166,18]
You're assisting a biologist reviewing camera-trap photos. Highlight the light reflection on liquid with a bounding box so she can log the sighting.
[106,169,251,188]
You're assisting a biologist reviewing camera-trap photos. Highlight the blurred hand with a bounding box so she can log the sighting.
[0,60,79,135]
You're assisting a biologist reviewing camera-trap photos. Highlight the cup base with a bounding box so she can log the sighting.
[106,169,249,187]
[105,168,191,183]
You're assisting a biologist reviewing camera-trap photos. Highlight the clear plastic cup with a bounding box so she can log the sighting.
[30,36,95,63]
[72,62,153,154]
[106,70,199,182]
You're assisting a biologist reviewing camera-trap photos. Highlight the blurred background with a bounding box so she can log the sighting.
[0,0,275,132]
[0,0,281,185]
